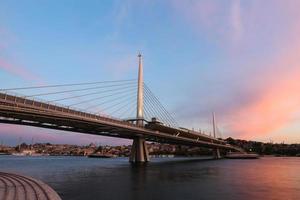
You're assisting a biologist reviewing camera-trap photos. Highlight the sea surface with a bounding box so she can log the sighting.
[0,156,299,200]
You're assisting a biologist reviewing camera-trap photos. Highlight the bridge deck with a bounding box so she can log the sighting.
[0,92,242,151]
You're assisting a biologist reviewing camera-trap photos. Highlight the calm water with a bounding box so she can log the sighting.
[0,156,299,200]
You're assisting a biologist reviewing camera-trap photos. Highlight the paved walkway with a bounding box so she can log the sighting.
[0,172,61,200]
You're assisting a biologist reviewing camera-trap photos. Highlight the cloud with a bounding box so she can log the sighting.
[230,0,242,43]
[109,1,131,40]
[0,25,43,83]
[0,26,16,50]
[171,1,300,141]
[0,58,42,82]
[229,68,300,139]
[103,53,137,79]
[172,0,218,34]
[224,1,300,139]
[171,0,243,46]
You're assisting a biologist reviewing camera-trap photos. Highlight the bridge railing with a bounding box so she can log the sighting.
[0,91,139,128]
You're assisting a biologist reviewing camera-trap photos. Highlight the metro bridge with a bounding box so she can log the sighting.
[0,54,243,162]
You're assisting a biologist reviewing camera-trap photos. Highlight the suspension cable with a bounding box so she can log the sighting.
[50,85,136,103]
[109,98,137,116]
[99,95,136,114]
[25,82,136,98]
[84,91,137,111]
[144,90,173,125]
[144,84,178,127]
[117,100,137,119]
[144,91,173,126]
[0,79,136,91]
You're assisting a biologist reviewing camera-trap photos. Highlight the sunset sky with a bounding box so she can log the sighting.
[0,0,300,145]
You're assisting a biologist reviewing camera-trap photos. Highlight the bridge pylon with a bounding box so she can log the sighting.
[212,112,221,159]
[136,53,144,126]
[130,53,149,163]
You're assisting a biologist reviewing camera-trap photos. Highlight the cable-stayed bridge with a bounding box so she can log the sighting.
[0,55,244,162]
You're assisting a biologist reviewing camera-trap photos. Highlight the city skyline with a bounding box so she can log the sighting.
[1,0,300,145]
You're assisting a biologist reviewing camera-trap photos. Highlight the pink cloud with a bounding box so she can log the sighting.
[0,25,44,84]
[226,7,300,139]
[229,68,300,139]
[172,1,300,141]
[0,58,42,82]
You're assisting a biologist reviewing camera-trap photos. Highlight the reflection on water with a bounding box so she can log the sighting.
[0,156,299,200]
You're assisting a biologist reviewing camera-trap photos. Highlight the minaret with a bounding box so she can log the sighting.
[136,53,144,126]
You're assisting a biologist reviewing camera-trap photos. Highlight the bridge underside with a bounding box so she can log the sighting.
[0,109,236,148]
[0,100,242,162]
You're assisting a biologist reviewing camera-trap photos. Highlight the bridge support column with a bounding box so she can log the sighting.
[213,148,221,159]
[129,137,149,163]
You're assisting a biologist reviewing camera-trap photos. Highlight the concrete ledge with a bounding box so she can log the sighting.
[0,171,61,200]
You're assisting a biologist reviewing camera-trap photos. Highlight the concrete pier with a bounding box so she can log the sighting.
[213,148,221,159]
[129,137,149,163]
[0,171,61,200]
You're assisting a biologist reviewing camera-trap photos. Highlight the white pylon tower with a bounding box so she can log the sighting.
[129,53,149,163]
[212,112,216,138]
[136,53,144,126]
[212,112,221,159]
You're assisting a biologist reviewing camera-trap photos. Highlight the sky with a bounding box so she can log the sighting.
[0,0,300,145]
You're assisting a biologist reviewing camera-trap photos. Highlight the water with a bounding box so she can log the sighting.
[0,156,299,200]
